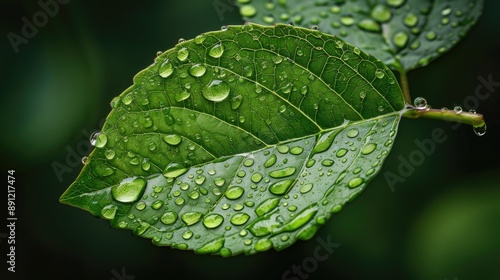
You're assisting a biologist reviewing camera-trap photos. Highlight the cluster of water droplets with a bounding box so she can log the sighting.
[413,97,486,136]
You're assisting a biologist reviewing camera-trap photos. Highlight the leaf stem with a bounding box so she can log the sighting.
[399,70,412,104]
[402,107,486,128]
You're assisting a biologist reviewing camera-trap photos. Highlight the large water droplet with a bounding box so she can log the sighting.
[255,197,280,216]
[269,167,296,178]
[203,80,230,102]
[336,148,348,158]
[300,183,314,194]
[231,95,243,110]
[161,211,178,225]
[358,19,381,32]
[361,143,377,155]
[413,97,427,109]
[375,69,385,79]
[254,238,273,252]
[159,60,174,78]
[90,131,108,148]
[386,0,405,7]
[225,186,244,200]
[473,124,486,136]
[454,106,463,114]
[101,205,117,220]
[230,213,250,225]
[393,31,408,48]
[209,43,224,58]
[181,212,202,225]
[111,177,147,203]
[163,134,182,146]
[371,5,392,22]
[340,16,355,26]
[426,31,437,41]
[404,13,419,27]
[203,214,224,229]
[105,149,116,160]
[269,179,294,195]
[177,47,189,61]
[196,238,224,254]
[189,64,207,77]
[264,154,277,168]
[281,206,317,231]
[348,177,363,188]
[347,128,359,138]
[240,5,257,17]
[163,162,188,178]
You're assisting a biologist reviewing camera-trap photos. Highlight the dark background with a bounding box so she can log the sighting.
[1,0,499,279]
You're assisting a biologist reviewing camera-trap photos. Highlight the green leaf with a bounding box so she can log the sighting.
[236,0,483,72]
[60,23,404,256]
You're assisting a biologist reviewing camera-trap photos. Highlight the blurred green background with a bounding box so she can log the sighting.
[1,0,499,279]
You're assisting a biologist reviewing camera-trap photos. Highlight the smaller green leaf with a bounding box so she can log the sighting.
[237,0,483,71]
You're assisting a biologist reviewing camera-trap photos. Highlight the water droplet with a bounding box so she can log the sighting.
[163,162,188,178]
[101,205,117,220]
[441,6,452,16]
[251,172,263,183]
[243,158,254,167]
[161,211,178,225]
[273,56,283,64]
[178,38,186,44]
[230,213,250,225]
[348,177,363,188]
[254,238,273,252]
[426,31,437,41]
[203,214,224,229]
[375,69,385,79]
[203,80,230,102]
[240,5,257,17]
[135,201,146,210]
[347,128,359,138]
[194,34,206,44]
[181,212,202,225]
[159,60,174,78]
[135,222,150,236]
[371,5,392,22]
[122,93,133,105]
[151,200,163,210]
[209,43,224,58]
[264,154,277,168]
[269,179,294,195]
[393,31,408,48]
[225,186,244,200]
[269,167,296,178]
[336,148,348,158]
[300,183,313,194]
[230,95,243,110]
[196,238,224,254]
[111,177,147,203]
[454,106,463,114]
[177,47,189,61]
[163,134,182,146]
[281,206,317,231]
[358,19,381,32]
[290,147,304,155]
[414,97,428,109]
[386,0,405,7]
[105,149,116,160]
[182,230,193,240]
[361,143,377,155]
[340,16,355,26]
[141,158,151,171]
[188,190,199,200]
[473,124,486,136]
[214,177,225,187]
[321,159,334,167]
[110,96,121,108]
[404,13,419,27]
[189,64,207,77]
[90,131,108,148]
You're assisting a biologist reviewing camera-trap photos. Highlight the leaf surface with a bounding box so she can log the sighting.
[237,0,483,72]
[60,23,404,255]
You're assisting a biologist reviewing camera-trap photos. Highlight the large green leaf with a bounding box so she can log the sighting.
[60,23,404,256]
[236,0,483,72]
